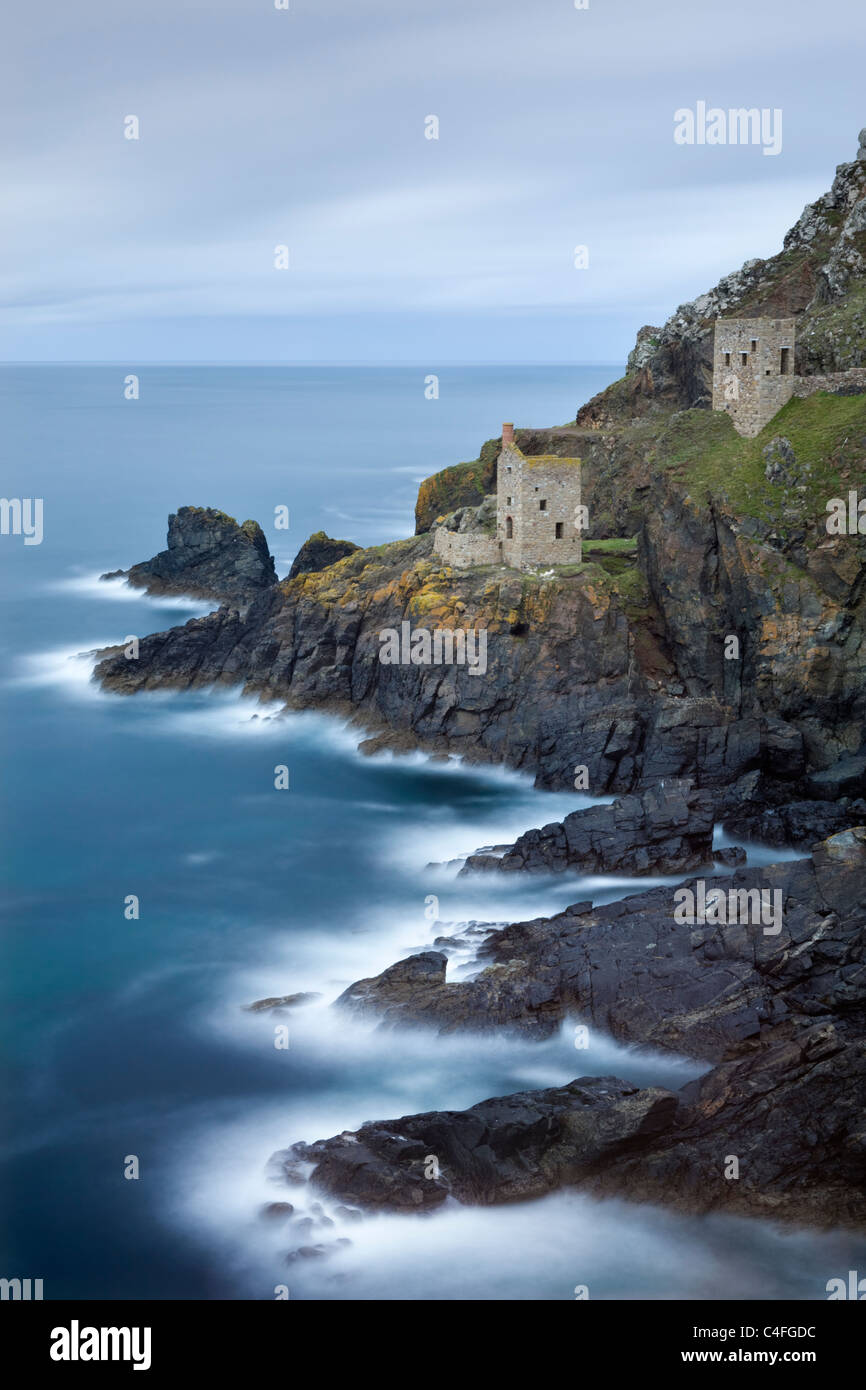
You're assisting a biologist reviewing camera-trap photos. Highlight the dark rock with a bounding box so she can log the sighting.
[586,1021,866,1229]
[461,778,716,877]
[333,1205,363,1223]
[336,952,448,1024]
[288,531,360,579]
[259,1202,294,1221]
[811,826,866,914]
[103,506,277,605]
[723,792,866,848]
[284,1076,678,1211]
[806,755,866,801]
[296,829,866,1229]
[712,845,747,867]
[338,831,866,1060]
[762,436,801,486]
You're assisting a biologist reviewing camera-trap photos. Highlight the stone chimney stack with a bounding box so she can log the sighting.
[502,422,514,445]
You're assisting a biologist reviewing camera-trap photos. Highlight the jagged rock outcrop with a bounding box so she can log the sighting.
[93,528,780,792]
[286,829,866,1228]
[719,769,866,847]
[102,506,277,604]
[638,463,866,774]
[460,777,718,876]
[338,830,866,1059]
[414,441,498,533]
[283,1077,679,1210]
[281,1017,866,1227]
[288,531,360,579]
[93,459,866,793]
[585,1017,866,1227]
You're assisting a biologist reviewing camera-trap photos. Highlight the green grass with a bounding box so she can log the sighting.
[583,537,638,555]
[654,392,866,539]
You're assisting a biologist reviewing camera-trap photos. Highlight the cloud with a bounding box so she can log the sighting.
[2,0,864,358]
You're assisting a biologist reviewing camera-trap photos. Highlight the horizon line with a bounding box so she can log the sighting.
[0,359,625,369]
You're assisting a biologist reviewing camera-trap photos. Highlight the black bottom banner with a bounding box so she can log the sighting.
[2,1297,861,1376]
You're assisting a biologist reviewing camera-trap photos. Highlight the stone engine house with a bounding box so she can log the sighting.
[433,423,582,571]
[712,316,796,437]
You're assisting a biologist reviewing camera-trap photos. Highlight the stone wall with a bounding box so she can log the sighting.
[432,528,501,568]
[790,369,866,398]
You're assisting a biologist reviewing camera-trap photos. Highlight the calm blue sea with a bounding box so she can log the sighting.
[1,365,863,1301]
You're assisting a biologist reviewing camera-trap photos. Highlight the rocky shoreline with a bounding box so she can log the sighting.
[273,828,866,1231]
[458,777,730,877]
[88,138,866,1247]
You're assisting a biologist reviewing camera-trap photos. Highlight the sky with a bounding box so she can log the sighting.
[2,0,865,363]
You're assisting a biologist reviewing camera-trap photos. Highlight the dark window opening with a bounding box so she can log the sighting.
[539,499,547,511]
[751,339,757,353]
[724,352,731,367]
[506,516,513,539]
[555,522,563,539]
[780,347,791,375]
[740,352,748,365]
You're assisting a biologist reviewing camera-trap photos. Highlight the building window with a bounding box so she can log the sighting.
[740,352,748,365]
[539,499,547,511]
[505,465,512,473]
[724,352,731,366]
[555,522,563,539]
[780,347,791,375]
[751,339,757,353]
[506,516,513,539]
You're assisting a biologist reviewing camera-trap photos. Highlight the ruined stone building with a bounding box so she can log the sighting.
[712,317,796,437]
[711,318,866,437]
[433,423,582,570]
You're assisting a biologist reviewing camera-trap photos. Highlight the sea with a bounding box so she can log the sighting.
[1,364,863,1300]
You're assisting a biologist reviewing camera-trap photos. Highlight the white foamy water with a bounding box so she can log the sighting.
[49,571,218,614]
[10,643,113,698]
[16,581,846,1302]
[170,1054,863,1303]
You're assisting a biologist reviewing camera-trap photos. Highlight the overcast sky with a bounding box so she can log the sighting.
[2,0,864,362]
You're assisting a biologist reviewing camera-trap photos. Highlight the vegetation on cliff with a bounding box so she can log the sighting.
[414,438,499,533]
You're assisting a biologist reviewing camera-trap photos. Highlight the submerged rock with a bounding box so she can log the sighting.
[259,1202,294,1221]
[244,992,321,1013]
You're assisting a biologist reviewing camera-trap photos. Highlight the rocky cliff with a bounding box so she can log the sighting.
[287,530,360,579]
[94,139,866,806]
[102,505,277,604]
[581,141,866,429]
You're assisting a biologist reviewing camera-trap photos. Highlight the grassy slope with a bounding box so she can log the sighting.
[650,393,866,538]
